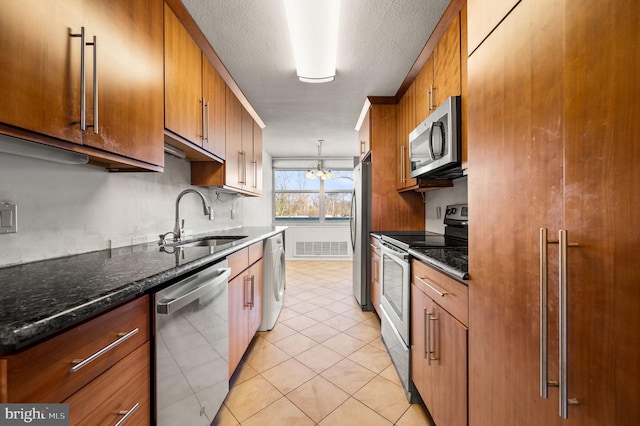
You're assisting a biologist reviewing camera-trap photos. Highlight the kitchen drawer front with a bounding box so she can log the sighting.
[65,341,150,426]
[3,295,149,403]
[248,241,264,265]
[228,247,249,280]
[412,260,469,326]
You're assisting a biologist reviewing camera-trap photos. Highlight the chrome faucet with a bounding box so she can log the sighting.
[173,189,213,240]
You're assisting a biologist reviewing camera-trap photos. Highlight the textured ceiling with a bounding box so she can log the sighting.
[181,0,449,159]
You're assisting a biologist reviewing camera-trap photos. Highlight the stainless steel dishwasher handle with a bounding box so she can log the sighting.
[156,267,231,315]
[70,328,139,373]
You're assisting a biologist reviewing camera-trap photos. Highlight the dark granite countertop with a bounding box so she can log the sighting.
[0,226,285,353]
[409,247,468,283]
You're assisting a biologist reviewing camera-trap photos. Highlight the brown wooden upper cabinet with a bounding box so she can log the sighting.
[358,108,371,159]
[0,0,165,171]
[358,101,424,230]
[191,87,262,196]
[397,83,418,191]
[468,0,519,54]
[415,13,462,124]
[164,3,225,161]
[395,9,463,191]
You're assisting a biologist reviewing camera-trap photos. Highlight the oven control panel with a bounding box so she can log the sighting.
[444,203,468,225]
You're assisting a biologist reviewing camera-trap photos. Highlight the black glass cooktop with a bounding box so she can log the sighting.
[380,231,467,251]
[379,231,468,280]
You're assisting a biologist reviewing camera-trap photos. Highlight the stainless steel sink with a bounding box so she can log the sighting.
[167,235,247,248]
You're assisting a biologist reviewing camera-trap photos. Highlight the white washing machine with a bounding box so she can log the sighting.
[258,233,285,331]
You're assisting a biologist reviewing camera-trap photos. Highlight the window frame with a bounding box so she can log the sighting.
[273,168,353,222]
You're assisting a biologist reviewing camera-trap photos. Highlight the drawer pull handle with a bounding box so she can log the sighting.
[416,276,448,297]
[115,402,140,426]
[69,328,139,373]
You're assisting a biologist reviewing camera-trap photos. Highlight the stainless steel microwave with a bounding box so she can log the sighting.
[409,96,462,179]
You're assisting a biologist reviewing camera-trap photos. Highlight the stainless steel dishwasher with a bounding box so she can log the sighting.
[154,259,231,426]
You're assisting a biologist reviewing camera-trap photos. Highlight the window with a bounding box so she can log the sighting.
[275,169,353,221]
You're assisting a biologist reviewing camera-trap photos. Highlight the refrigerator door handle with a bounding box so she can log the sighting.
[350,188,357,250]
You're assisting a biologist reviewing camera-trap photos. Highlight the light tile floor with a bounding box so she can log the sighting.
[214,260,433,425]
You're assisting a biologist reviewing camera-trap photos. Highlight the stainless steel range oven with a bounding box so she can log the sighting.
[379,203,468,403]
[379,239,413,401]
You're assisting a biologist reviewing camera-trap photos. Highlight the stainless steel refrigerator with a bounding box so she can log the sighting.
[350,156,372,311]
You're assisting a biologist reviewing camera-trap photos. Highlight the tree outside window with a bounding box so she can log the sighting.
[274,169,353,221]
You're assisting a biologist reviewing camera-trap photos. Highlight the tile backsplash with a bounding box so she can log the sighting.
[0,140,272,267]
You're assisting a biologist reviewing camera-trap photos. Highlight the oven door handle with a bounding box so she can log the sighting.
[381,241,409,261]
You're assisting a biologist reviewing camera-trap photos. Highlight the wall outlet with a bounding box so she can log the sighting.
[0,202,17,234]
[231,209,236,219]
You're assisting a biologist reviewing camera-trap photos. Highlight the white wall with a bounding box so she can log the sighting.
[424,176,468,233]
[0,136,273,266]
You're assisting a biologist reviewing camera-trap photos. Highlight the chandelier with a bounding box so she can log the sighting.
[306,140,333,179]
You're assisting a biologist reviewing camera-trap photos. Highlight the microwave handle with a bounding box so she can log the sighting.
[429,121,446,160]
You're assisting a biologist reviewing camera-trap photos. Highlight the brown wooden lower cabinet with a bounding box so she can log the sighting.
[411,261,468,426]
[0,296,151,423]
[65,342,150,425]
[228,243,264,377]
[0,296,150,404]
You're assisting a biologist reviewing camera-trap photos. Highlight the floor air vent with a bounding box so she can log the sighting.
[295,241,349,257]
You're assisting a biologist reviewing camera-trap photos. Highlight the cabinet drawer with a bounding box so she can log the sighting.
[229,241,264,280]
[66,341,150,425]
[2,295,149,403]
[248,241,263,265]
[228,247,249,280]
[412,260,468,326]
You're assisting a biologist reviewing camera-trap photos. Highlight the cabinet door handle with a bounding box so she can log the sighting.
[115,402,140,426]
[252,160,258,189]
[206,101,210,142]
[201,98,207,142]
[416,276,448,297]
[539,228,552,398]
[87,35,98,134]
[429,314,439,362]
[244,152,248,185]
[237,151,245,184]
[558,230,580,418]
[244,274,255,308]
[423,308,429,361]
[250,274,255,309]
[425,310,438,365]
[69,328,139,373]
[400,145,406,183]
[71,28,87,131]
[429,85,436,112]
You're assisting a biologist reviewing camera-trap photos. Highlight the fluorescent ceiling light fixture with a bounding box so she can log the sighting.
[284,0,340,83]
[0,135,88,165]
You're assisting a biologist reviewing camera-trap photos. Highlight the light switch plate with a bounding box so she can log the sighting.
[0,202,17,234]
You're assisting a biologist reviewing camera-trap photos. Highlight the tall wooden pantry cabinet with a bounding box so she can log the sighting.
[467,0,640,424]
